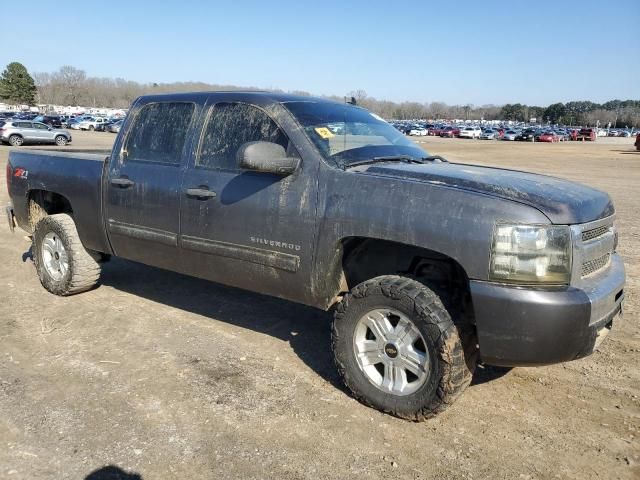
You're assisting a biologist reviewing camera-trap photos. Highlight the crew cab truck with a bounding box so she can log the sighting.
[5,92,625,420]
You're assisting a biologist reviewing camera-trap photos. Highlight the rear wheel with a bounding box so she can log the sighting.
[89,125,95,131]
[8,135,23,146]
[33,214,101,296]
[332,275,476,421]
[55,135,68,146]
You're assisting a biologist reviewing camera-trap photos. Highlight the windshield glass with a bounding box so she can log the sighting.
[282,101,427,167]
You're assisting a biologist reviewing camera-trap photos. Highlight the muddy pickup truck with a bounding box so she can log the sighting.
[5,92,625,420]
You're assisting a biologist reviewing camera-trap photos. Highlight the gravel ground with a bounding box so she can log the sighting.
[0,131,638,479]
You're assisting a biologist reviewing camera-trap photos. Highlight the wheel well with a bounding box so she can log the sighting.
[336,237,474,322]
[28,190,73,230]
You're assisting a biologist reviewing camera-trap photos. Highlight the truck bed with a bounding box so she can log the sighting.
[7,149,111,254]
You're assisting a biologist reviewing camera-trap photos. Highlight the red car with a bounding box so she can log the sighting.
[536,131,560,143]
[440,126,460,138]
[635,133,640,151]
[428,125,445,136]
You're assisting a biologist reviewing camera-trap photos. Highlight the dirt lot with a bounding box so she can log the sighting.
[1,132,638,479]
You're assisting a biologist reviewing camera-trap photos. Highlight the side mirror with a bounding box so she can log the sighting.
[238,141,299,176]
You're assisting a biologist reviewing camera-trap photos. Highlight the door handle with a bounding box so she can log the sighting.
[111,177,135,188]
[186,187,217,199]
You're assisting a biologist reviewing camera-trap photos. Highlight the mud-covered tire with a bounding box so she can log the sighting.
[332,275,475,421]
[33,214,101,296]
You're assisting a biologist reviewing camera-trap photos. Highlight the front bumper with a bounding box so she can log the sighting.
[470,254,625,366]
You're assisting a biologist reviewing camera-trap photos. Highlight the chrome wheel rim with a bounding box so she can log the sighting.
[42,232,69,281]
[353,308,429,396]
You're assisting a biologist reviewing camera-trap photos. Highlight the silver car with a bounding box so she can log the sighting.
[0,120,72,147]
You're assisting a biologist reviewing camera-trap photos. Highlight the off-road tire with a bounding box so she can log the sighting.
[9,134,23,146]
[33,214,101,296]
[332,275,475,421]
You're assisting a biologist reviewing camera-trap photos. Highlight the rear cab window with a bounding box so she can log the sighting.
[123,102,196,165]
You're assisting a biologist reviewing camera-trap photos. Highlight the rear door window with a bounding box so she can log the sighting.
[124,102,195,165]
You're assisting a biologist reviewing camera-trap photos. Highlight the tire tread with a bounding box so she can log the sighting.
[332,275,475,421]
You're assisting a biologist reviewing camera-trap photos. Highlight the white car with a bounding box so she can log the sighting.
[78,117,108,131]
[409,127,427,136]
[458,126,482,139]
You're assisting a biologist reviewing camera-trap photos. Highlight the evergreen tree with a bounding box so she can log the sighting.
[0,62,37,105]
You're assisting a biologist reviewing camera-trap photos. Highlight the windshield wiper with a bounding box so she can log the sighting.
[344,155,423,169]
[345,154,448,169]
[422,155,448,163]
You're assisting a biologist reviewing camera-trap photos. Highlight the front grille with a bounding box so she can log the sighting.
[582,224,611,242]
[582,253,611,277]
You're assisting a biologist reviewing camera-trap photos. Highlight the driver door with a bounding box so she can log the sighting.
[178,98,319,303]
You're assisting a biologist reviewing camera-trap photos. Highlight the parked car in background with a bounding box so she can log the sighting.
[479,129,499,140]
[515,128,537,141]
[107,119,124,133]
[573,128,597,141]
[502,129,519,141]
[536,131,560,143]
[36,115,64,129]
[78,117,108,131]
[409,126,427,136]
[0,120,72,146]
[440,126,460,137]
[95,118,120,132]
[428,125,445,136]
[459,126,482,139]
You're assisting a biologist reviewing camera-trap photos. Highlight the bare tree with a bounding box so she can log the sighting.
[56,65,87,105]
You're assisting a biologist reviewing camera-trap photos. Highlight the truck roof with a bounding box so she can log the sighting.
[133,90,340,106]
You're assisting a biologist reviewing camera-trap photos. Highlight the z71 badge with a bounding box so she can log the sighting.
[13,168,28,179]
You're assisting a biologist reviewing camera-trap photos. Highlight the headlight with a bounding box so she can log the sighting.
[489,224,572,284]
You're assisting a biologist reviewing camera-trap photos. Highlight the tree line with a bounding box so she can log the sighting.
[1,62,638,127]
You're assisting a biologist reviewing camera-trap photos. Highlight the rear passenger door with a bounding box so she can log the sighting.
[16,122,37,141]
[105,100,198,271]
[179,99,319,303]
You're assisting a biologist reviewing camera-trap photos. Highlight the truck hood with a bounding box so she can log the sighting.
[363,162,614,224]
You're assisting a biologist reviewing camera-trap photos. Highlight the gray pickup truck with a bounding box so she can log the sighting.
[5,92,625,420]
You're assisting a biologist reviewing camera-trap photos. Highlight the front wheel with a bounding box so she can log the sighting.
[33,214,101,296]
[55,135,68,146]
[332,275,475,421]
[89,125,95,131]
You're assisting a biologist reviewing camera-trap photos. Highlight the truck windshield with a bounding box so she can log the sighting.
[283,101,427,168]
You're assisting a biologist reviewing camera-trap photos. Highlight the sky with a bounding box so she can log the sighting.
[3,0,639,106]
